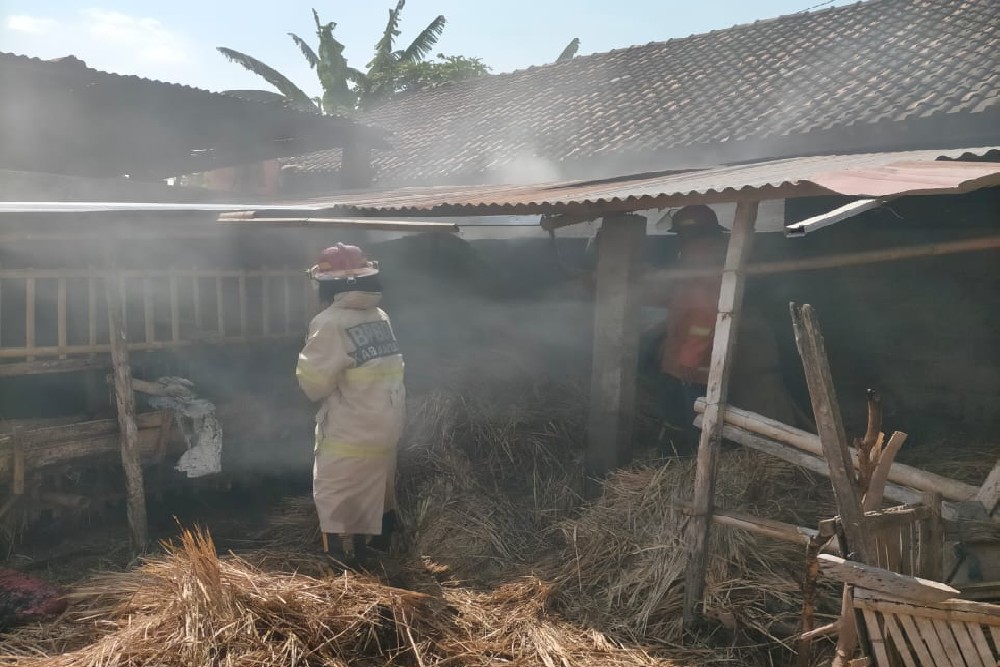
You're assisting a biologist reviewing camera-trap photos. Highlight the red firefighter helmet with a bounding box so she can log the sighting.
[307,243,379,281]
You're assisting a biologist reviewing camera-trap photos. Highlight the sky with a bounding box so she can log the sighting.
[1,0,857,95]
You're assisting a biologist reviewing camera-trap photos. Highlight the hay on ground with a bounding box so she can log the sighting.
[1,527,689,667]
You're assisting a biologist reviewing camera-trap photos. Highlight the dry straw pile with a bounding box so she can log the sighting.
[2,527,681,667]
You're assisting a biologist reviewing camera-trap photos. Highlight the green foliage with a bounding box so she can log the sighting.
[219,1,477,115]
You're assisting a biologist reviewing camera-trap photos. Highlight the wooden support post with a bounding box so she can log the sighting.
[105,264,149,553]
[262,276,270,336]
[585,213,646,496]
[57,278,67,358]
[919,491,944,581]
[12,428,25,495]
[25,277,35,361]
[192,273,202,332]
[238,274,248,337]
[143,277,154,344]
[975,459,1000,517]
[682,200,758,628]
[169,274,180,343]
[284,273,292,334]
[87,272,98,354]
[791,303,874,667]
[216,277,225,338]
[790,303,874,561]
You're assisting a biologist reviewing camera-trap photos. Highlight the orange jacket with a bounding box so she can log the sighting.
[659,236,726,385]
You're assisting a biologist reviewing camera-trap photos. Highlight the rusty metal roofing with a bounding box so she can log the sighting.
[0,52,388,180]
[285,0,1000,186]
[5,148,998,225]
[234,147,1000,219]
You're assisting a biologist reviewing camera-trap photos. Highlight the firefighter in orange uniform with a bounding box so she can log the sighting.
[657,205,728,451]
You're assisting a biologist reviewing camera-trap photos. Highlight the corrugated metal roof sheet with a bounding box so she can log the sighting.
[5,148,998,224]
[240,147,1000,218]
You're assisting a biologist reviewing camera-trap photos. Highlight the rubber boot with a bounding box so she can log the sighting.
[368,511,398,553]
[322,533,354,573]
[352,535,375,572]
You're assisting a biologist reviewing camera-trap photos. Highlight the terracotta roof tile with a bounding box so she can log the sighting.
[287,0,999,185]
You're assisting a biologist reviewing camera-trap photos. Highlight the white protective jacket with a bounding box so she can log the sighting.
[296,290,405,535]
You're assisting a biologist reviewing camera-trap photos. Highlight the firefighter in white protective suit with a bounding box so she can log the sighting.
[296,243,405,568]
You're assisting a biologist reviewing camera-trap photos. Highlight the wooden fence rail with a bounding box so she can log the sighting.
[0,268,313,362]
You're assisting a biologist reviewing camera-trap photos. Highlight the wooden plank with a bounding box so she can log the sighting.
[913,617,954,667]
[217,214,460,232]
[990,626,1000,653]
[169,275,179,343]
[865,432,909,510]
[881,612,918,667]
[25,277,35,361]
[821,556,959,603]
[930,619,965,667]
[791,303,874,562]
[88,273,98,352]
[106,267,149,553]
[12,429,25,495]
[896,613,936,667]
[967,625,995,666]
[0,334,300,359]
[584,213,647,494]
[143,278,154,344]
[192,275,202,331]
[284,274,292,334]
[0,358,107,377]
[238,274,248,336]
[712,508,832,550]
[975,459,1000,516]
[919,492,944,581]
[57,278,67,358]
[262,276,270,336]
[216,277,225,337]
[699,417,930,508]
[950,620,985,667]
[683,200,758,627]
[854,591,1000,626]
[862,609,892,667]
[692,401,976,502]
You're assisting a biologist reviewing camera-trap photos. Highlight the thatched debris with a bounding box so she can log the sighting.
[1,527,688,666]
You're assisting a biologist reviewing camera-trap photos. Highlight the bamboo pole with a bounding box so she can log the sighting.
[683,200,758,628]
[642,235,1000,293]
[105,262,149,553]
[692,400,975,502]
